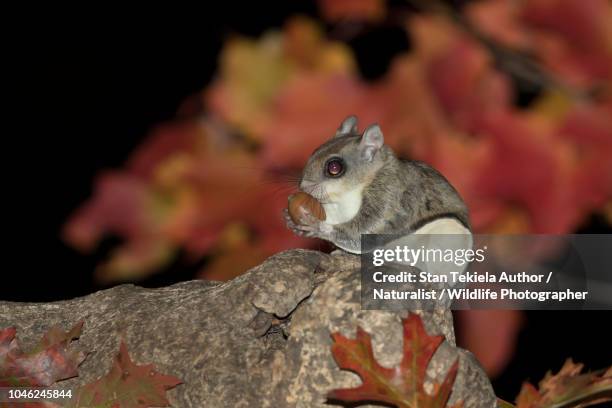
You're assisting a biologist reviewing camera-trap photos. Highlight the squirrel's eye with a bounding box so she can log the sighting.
[325,158,344,177]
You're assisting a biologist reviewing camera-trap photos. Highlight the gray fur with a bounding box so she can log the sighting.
[286,116,470,253]
[335,115,358,137]
[359,124,384,161]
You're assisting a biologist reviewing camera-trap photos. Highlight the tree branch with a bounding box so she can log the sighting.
[0,249,496,407]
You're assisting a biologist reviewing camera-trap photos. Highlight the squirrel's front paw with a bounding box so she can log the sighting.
[284,209,329,238]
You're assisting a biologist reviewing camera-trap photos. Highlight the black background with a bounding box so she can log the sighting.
[6,2,612,402]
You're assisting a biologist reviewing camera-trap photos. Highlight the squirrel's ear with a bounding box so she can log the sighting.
[359,124,384,161]
[335,115,358,137]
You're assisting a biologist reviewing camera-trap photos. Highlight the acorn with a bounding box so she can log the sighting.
[288,192,326,225]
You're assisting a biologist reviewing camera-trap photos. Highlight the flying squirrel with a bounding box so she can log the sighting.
[284,115,471,254]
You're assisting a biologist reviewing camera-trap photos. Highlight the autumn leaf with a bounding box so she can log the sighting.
[467,0,612,88]
[206,16,355,142]
[65,341,181,408]
[515,359,612,408]
[317,0,386,22]
[0,322,85,388]
[328,314,462,408]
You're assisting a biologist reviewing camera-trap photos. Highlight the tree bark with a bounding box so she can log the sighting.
[0,249,497,407]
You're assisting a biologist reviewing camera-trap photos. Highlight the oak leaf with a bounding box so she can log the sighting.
[0,322,85,388]
[0,323,84,408]
[65,341,181,408]
[515,359,612,408]
[328,314,461,408]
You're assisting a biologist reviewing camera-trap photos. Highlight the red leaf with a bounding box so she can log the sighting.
[468,0,612,87]
[328,314,462,408]
[0,322,85,388]
[318,0,386,22]
[67,341,181,408]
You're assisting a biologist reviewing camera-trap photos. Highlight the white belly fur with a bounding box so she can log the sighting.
[322,186,365,225]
